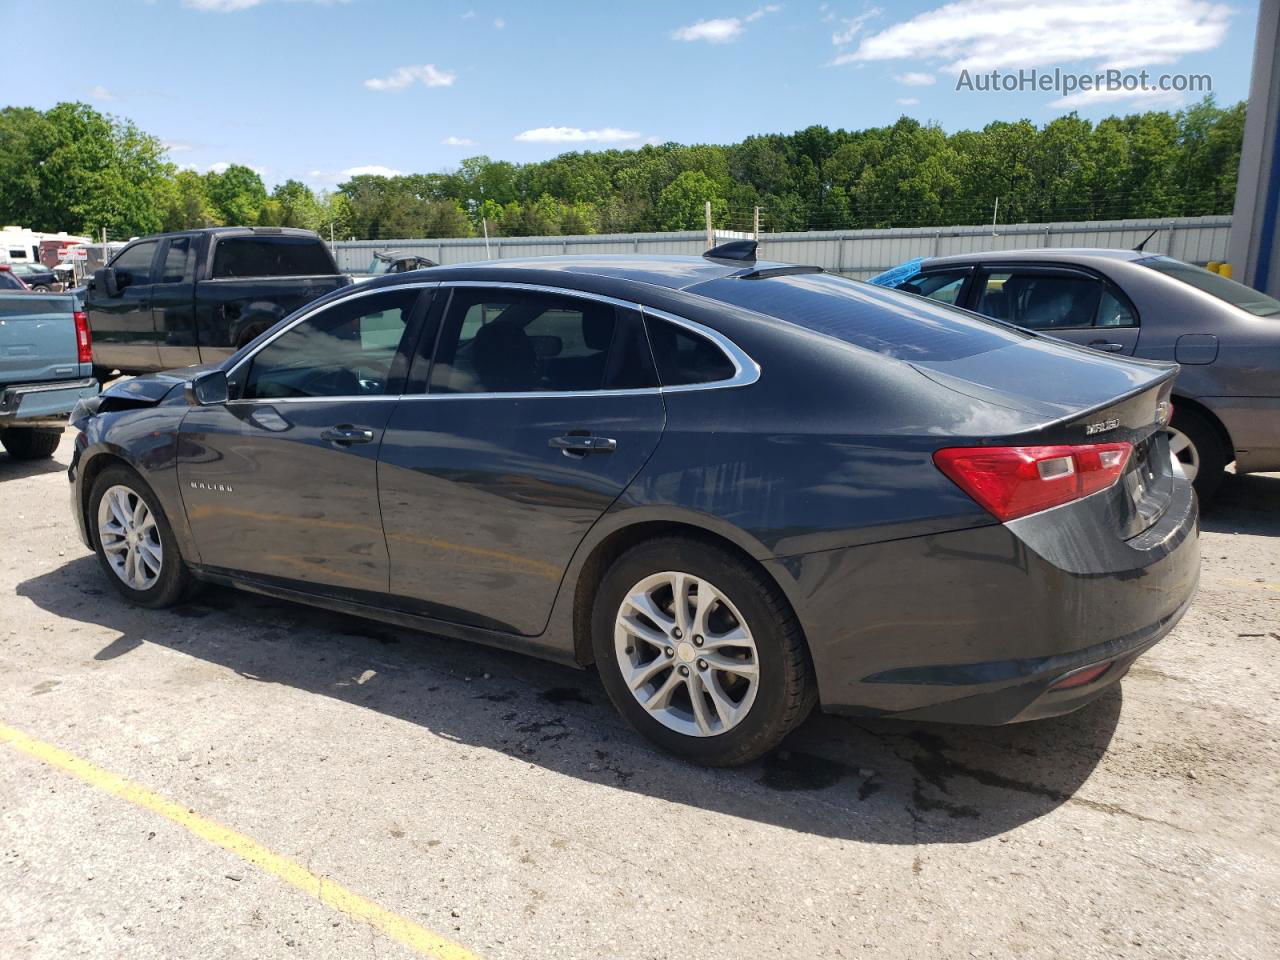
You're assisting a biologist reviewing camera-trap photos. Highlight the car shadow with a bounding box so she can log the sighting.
[19,557,1122,845]
[0,450,67,479]
[1202,471,1280,536]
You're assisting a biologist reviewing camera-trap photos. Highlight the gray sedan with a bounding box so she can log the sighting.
[875,249,1280,500]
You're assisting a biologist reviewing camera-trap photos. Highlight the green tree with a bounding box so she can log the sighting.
[656,170,726,231]
[204,164,267,226]
[0,102,169,237]
[160,170,220,230]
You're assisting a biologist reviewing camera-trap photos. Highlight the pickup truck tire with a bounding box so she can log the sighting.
[0,427,62,460]
[89,464,192,608]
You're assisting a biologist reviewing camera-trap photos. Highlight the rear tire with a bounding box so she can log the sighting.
[237,321,273,349]
[0,427,61,460]
[88,464,191,608]
[1167,406,1228,504]
[591,536,815,767]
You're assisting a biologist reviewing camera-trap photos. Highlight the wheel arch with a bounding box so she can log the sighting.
[1170,393,1234,456]
[567,515,805,667]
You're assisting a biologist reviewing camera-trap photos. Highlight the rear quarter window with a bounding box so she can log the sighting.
[212,236,336,279]
[691,273,1029,361]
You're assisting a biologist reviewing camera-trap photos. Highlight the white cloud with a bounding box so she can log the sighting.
[1050,85,1185,109]
[461,9,475,17]
[162,140,194,153]
[514,126,643,144]
[493,17,504,28]
[673,6,780,43]
[364,64,456,91]
[831,8,879,45]
[896,97,920,105]
[443,136,478,147]
[834,0,1232,72]
[673,17,744,43]
[208,161,231,174]
[745,4,782,22]
[895,71,935,86]
[88,84,114,101]
[338,164,405,178]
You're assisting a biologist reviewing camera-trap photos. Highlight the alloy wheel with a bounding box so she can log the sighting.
[614,570,759,737]
[96,484,163,591]
[1166,426,1200,482]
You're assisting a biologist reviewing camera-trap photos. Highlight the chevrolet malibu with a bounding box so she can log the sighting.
[68,246,1200,766]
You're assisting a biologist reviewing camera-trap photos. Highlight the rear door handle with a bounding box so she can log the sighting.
[1088,340,1125,353]
[320,425,376,445]
[549,434,617,456]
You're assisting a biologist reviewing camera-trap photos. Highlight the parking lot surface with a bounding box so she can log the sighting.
[2,434,1278,960]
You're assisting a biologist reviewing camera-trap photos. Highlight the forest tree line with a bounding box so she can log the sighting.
[0,98,1246,241]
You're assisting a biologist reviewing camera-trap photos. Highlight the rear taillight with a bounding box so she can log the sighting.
[934,442,1133,522]
[73,310,92,364]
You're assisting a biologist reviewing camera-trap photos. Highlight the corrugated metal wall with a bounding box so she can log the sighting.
[331,216,1232,278]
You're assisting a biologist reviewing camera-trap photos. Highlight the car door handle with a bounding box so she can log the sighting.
[549,434,617,455]
[320,425,375,445]
[1088,340,1125,353]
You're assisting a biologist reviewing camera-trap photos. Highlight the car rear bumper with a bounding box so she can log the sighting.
[769,474,1200,724]
[1199,395,1280,474]
[0,377,98,429]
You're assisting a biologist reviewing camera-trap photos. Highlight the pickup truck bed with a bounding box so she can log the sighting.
[0,293,98,460]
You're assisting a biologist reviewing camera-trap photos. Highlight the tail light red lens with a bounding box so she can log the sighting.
[933,442,1133,522]
[73,310,93,365]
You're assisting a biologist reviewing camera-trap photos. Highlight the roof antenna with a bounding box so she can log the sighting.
[1133,228,1159,252]
[703,239,758,263]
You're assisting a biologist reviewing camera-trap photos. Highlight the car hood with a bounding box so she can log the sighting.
[99,365,219,405]
[911,336,1178,421]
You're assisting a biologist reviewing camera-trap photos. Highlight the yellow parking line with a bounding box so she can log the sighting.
[0,722,481,960]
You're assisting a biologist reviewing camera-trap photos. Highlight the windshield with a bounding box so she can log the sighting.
[367,256,392,275]
[1139,256,1280,317]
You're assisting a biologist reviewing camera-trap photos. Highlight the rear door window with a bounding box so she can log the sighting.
[212,235,336,278]
[157,236,194,284]
[427,288,654,394]
[976,271,1106,330]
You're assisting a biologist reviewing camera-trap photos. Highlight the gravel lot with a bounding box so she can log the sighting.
[1,433,1277,960]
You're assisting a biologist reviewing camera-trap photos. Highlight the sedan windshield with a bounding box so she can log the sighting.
[1139,256,1280,317]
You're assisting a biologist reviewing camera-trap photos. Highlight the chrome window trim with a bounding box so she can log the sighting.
[220,278,760,406]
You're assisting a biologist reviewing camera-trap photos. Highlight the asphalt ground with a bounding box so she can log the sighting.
[2,433,1277,960]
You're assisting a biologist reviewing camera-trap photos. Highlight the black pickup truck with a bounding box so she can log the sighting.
[86,227,351,376]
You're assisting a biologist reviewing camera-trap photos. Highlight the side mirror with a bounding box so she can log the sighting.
[93,267,120,298]
[185,369,229,407]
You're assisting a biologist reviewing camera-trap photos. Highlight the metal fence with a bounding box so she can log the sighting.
[330,215,1233,278]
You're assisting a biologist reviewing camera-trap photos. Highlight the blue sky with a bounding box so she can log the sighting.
[3,0,1262,189]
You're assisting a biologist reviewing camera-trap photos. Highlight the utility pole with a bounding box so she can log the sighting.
[991,197,1000,235]
[753,205,760,242]
[705,200,714,250]
[480,184,491,259]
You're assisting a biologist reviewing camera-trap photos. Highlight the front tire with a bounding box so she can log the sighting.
[89,465,191,607]
[1167,406,1228,504]
[1,427,61,460]
[591,537,815,767]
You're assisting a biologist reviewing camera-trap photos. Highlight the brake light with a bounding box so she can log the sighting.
[934,442,1133,521]
[73,310,93,364]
